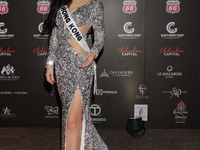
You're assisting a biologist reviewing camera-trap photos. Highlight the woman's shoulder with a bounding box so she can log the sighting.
[91,0,103,6]
[91,0,104,9]
[92,0,103,3]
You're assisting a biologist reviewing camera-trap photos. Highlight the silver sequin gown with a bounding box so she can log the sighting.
[46,0,108,149]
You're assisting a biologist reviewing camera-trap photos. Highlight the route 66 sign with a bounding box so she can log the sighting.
[166,0,180,14]
[123,0,137,14]
[0,1,9,15]
[37,0,50,15]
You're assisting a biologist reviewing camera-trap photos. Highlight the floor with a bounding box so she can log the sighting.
[0,128,200,150]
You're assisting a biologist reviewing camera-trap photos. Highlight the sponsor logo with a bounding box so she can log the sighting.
[0,91,28,95]
[37,0,50,15]
[0,107,17,119]
[157,66,182,78]
[33,22,49,39]
[163,87,188,99]
[96,89,117,96]
[100,69,109,77]
[33,47,48,56]
[91,104,101,116]
[110,70,133,77]
[159,47,184,56]
[0,47,15,56]
[117,47,142,56]
[44,106,59,118]
[166,0,180,14]
[100,69,134,77]
[0,64,20,81]
[134,104,148,121]
[0,0,9,15]
[173,101,188,123]
[161,22,184,39]
[123,0,137,14]
[0,22,14,39]
[118,22,141,39]
[90,104,106,123]
[135,84,149,99]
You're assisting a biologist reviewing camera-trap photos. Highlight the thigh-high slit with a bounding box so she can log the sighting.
[65,88,83,150]
[55,55,108,149]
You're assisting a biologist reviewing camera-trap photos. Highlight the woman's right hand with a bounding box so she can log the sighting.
[45,67,55,84]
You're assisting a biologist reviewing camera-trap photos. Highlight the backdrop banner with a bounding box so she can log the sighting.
[0,0,200,129]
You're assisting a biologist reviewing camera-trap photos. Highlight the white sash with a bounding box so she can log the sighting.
[60,5,97,95]
[60,6,90,52]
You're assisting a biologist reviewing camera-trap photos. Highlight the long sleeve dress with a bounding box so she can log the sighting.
[45,0,108,149]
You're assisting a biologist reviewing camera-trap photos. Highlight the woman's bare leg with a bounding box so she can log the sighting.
[66,88,83,150]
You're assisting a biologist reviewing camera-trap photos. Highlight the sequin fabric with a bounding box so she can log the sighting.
[46,0,107,149]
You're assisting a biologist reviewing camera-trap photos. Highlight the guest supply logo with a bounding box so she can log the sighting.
[134,104,148,121]
[118,22,141,39]
[90,104,106,123]
[166,0,180,14]
[44,106,59,118]
[123,0,137,14]
[0,64,20,81]
[163,87,188,99]
[0,47,15,56]
[157,66,182,78]
[135,84,149,99]
[159,47,184,56]
[37,0,50,14]
[96,89,117,96]
[100,69,134,77]
[0,22,14,39]
[161,22,184,39]
[33,22,49,39]
[173,101,188,123]
[0,107,17,119]
[33,47,48,56]
[117,47,142,56]
[0,0,9,15]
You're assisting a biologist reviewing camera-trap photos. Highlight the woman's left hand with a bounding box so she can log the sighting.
[82,51,96,68]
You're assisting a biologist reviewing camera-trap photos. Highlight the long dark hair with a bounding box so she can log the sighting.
[43,0,72,34]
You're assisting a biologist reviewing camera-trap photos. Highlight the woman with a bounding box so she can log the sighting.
[44,0,108,149]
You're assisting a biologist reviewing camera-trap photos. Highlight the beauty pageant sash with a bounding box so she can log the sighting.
[60,5,97,95]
